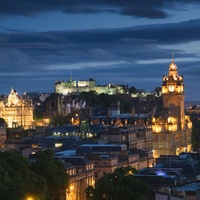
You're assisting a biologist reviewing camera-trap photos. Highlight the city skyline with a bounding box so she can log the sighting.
[1,1,200,101]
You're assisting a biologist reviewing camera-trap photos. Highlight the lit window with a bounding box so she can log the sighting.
[55,143,62,147]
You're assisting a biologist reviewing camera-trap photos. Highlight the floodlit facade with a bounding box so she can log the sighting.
[0,87,34,129]
[152,59,192,158]
[54,76,127,95]
[59,156,94,200]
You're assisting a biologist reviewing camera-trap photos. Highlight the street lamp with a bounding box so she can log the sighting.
[27,197,33,200]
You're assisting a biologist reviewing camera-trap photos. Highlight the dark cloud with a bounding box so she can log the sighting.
[4,18,200,44]
[1,18,200,63]
[0,19,200,72]
[120,6,167,18]
[0,17,200,100]
[1,0,200,19]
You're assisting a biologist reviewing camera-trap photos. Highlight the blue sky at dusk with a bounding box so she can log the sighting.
[0,0,200,101]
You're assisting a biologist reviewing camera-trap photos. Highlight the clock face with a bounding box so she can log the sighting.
[168,85,174,92]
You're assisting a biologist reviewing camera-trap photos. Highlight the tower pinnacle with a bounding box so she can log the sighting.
[69,69,73,82]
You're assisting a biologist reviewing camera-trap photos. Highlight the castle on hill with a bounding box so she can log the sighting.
[54,76,128,95]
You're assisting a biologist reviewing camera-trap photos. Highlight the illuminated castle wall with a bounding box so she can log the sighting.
[54,76,127,95]
[0,88,34,129]
[152,59,192,158]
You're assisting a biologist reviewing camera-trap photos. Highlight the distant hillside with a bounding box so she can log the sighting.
[185,101,200,105]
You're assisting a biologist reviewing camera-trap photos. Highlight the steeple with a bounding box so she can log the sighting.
[168,57,178,77]
[69,69,73,82]
[11,86,14,94]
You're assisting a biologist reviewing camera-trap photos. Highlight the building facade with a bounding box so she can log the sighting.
[76,144,154,178]
[64,157,94,200]
[100,123,153,151]
[0,88,34,129]
[152,59,192,158]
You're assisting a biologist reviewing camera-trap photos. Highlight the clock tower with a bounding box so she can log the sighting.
[162,59,185,130]
[152,58,192,158]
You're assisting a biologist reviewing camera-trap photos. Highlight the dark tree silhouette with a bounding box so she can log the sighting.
[85,166,149,200]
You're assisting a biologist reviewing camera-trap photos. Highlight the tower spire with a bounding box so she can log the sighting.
[172,51,174,61]
[70,69,72,77]
[69,69,72,82]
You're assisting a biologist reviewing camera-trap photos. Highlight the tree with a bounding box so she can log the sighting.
[31,149,69,200]
[80,119,90,134]
[0,117,6,126]
[85,166,149,200]
[129,86,137,94]
[0,151,48,200]
[33,109,44,121]
[51,115,70,126]
[99,93,111,107]
[7,127,29,140]
[190,114,200,150]
[192,128,200,151]
[79,91,99,106]
[120,100,131,113]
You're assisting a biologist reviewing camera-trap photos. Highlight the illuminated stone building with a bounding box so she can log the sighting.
[56,154,95,200]
[100,121,153,151]
[54,76,127,95]
[0,87,34,129]
[152,59,192,158]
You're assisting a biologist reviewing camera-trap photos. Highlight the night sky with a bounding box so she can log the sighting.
[1,0,200,101]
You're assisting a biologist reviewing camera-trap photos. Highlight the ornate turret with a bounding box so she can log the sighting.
[7,87,20,106]
[168,59,178,76]
[162,59,184,95]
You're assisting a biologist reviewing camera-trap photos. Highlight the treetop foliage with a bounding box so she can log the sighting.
[85,166,148,200]
[0,149,69,200]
